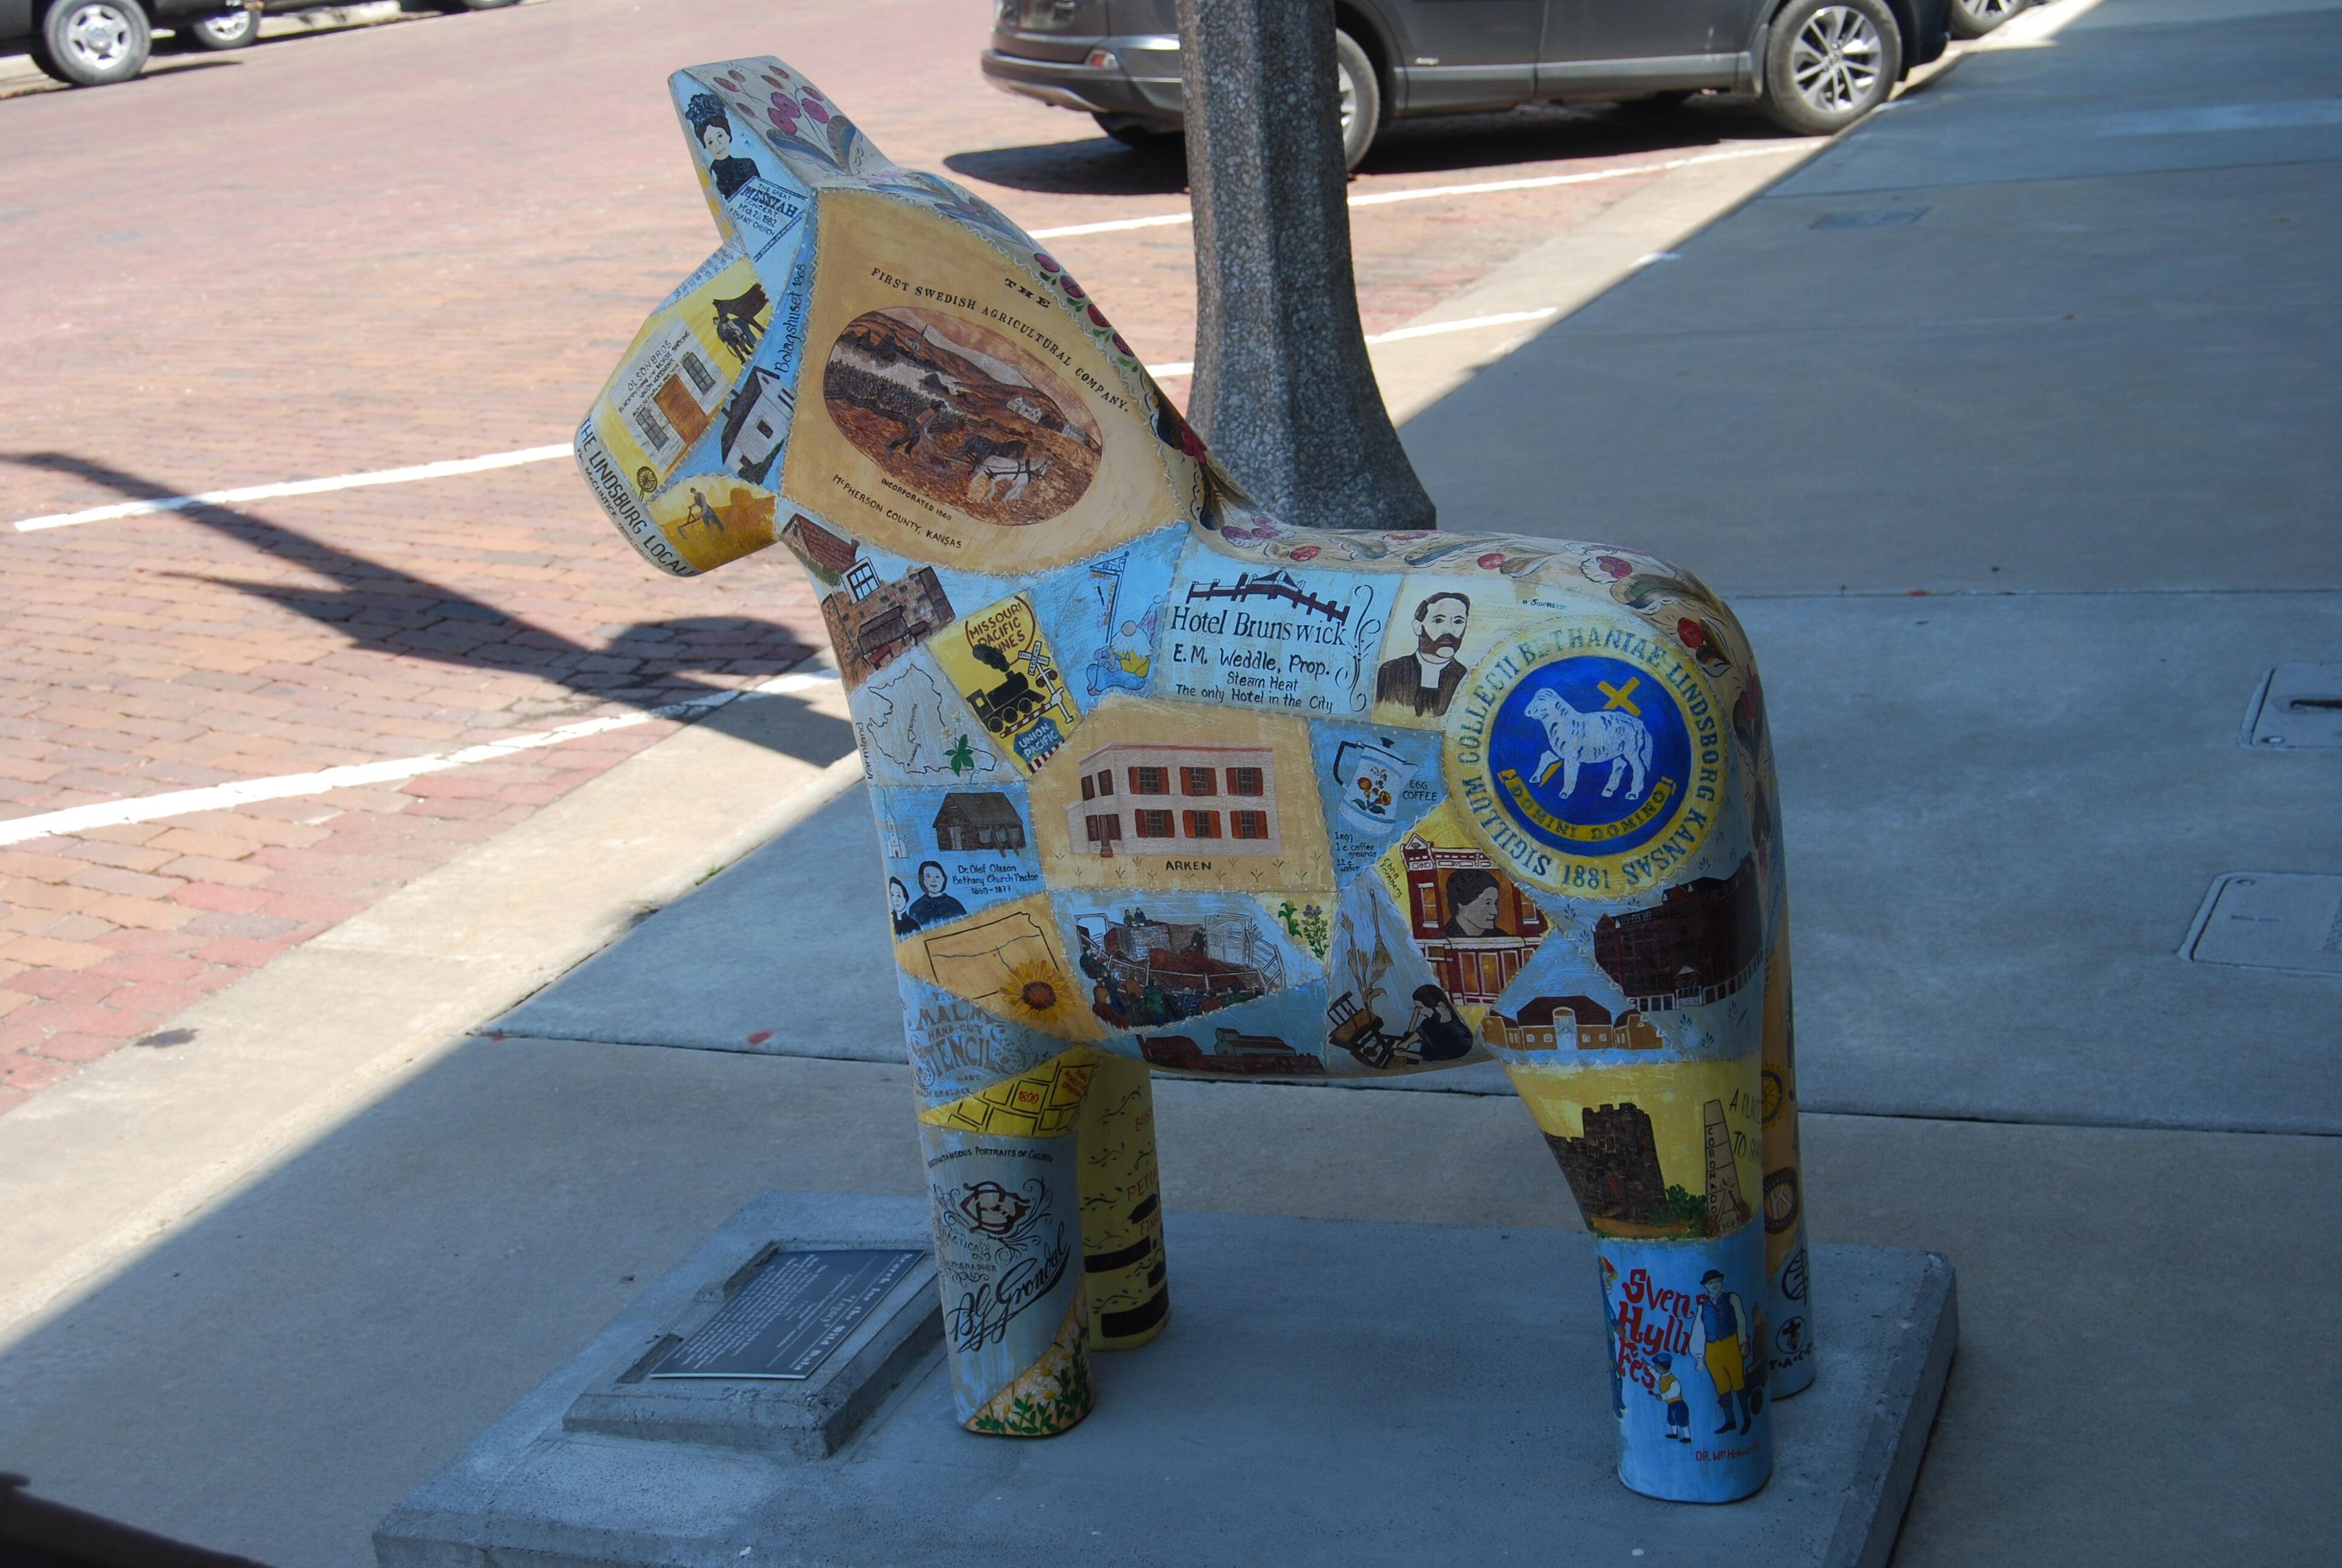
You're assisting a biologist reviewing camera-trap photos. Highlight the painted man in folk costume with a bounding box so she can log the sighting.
[573,53,1815,1505]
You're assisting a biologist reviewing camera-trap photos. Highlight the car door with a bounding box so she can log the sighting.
[1539,0,1763,91]
[1373,0,1547,114]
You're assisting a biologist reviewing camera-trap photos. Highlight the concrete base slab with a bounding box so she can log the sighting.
[378,1192,1955,1568]
[4,1040,2325,1566]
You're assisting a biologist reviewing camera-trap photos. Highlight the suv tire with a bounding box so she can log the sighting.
[185,9,257,49]
[1949,0,2029,38]
[33,0,152,85]
[1334,28,1379,172]
[1761,0,1902,135]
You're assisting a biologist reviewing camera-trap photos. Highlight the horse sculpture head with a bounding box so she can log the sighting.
[573,55,1811,1506]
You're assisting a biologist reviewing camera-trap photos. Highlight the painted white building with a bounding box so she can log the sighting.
[720,365,795,478]
[1064,741,1280,857]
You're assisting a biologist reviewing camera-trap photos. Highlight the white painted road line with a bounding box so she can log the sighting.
[1365,307,1560,344]
[1144,306,1560,379]
[10,444,575,533]
[1029,209,1201,240]
[1028,141,1818,240]
[14,312,1566,516]
[0,668,842,848]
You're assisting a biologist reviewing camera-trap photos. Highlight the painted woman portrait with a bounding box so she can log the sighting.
[684,93,761,200]
[1441,868,1511,939]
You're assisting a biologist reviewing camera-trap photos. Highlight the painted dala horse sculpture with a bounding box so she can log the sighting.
[575,55,1814,1504]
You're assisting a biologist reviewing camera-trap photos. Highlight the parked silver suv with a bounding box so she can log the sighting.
[982,0,1952,168]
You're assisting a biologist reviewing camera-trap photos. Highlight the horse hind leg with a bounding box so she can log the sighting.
[1078,1052,1171,1349]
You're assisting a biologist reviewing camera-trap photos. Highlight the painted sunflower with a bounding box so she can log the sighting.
[1000,958,1078,1034]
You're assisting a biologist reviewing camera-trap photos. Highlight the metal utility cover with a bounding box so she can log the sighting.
[2241,664,2342,748]
[2183,873,2342,976]
[1811,208,1928,229]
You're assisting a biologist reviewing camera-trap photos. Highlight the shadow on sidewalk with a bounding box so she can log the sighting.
[1,451,850,763]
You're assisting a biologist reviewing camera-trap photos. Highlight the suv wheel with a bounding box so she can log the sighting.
[1761,0,1901,136]
[1334,28,1380,172]
[34,0,152,86]
[185,9,258,50]
[1949,0,2029,38]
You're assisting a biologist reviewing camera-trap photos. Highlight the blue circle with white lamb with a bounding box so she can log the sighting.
[1484,654,1694,857]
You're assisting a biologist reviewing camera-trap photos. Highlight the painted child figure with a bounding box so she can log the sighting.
[1654,1353,1692,1444]
[574,52,1819,1505]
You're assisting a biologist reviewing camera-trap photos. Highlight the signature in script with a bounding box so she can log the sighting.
[947,1223,1070,1351]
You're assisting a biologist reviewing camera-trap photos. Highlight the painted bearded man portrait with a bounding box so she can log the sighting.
[1375,590,1470,718]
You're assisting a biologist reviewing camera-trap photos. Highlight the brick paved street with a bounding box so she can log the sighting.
[0,0,1810,1109]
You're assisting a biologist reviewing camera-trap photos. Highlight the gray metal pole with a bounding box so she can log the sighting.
[1173,0,1436,532]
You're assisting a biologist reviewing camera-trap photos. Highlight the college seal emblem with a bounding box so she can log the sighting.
[1442,621,1722,897]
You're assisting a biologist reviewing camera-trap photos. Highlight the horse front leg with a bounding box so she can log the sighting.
[1499,1033,1772,1501]
[917,1047,1100,1436]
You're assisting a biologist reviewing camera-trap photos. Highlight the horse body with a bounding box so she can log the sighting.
[573,56,1811,1506]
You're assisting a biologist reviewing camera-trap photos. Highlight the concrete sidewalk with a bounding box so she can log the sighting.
[2,1,2337,1562]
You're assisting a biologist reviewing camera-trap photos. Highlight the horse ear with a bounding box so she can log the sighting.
[671,59,900,212]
